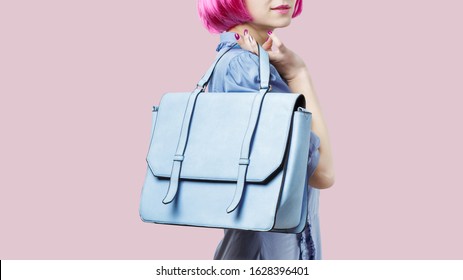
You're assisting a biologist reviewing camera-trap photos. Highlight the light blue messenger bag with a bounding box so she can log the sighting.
[139,42,313,233]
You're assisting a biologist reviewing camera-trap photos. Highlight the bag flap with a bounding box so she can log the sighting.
[147,92,304,182]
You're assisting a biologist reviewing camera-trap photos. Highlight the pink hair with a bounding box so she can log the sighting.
[197,0,304,34]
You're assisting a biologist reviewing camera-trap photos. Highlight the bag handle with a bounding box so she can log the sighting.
[163,43,273,215]
[196,42,271,91]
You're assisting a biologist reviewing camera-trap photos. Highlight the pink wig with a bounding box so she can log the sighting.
[197,0,303,34]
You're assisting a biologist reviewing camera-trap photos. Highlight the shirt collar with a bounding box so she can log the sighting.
[216,31,242,52]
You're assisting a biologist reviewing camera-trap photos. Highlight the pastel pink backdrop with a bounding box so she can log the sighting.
[1,0,462,259]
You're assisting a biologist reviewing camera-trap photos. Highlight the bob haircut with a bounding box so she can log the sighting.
[197,0,303,34]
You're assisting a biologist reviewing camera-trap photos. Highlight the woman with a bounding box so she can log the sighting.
[197,0,335,260]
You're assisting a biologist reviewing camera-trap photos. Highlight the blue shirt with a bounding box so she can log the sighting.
[209,31,322,260]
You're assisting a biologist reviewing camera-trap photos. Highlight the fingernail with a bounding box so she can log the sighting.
[267,30,272,35]
[244,29,248,35]
[265,37,269,42]
[234,33,240,40]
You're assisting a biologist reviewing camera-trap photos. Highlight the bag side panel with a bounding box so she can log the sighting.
[273,111,312,229]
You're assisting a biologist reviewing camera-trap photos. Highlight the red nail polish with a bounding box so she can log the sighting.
[267,30,272,35]
[234,33,240,40]
[244,29,248,35]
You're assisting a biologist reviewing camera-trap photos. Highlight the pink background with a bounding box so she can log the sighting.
[1,0,462,259]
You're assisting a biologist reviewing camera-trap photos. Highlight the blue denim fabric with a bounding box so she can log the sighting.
[210,32,322,260]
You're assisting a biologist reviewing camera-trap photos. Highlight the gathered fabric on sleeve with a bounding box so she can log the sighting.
[209,42,323,260]
[216,51,292,94]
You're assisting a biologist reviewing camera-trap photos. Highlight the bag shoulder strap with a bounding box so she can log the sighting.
[197,42,271,91]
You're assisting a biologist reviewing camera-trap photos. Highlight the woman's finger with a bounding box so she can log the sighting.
[234,31,255,55]
[267,31,286,52]
[234,33,246,49]
[248,35,259,55]
[263,36,280,62]
[235,31,275,59]
[262,36,273,52]
[242,29,258,55]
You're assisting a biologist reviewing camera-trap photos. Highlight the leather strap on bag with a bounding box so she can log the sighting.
[163,42,272,214]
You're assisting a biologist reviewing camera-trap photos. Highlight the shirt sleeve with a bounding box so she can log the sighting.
[307,131,321,179]
[223,51,291,93]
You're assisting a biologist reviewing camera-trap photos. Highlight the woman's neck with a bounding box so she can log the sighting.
[227,24,274,46]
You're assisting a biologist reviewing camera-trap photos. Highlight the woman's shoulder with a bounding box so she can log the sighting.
[214,48,258,70]
[209,48,290,93]
[225,50,260,78]
[223,49,267,72]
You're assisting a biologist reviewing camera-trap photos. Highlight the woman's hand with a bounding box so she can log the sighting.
[235,31,307,82]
